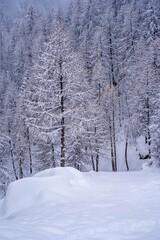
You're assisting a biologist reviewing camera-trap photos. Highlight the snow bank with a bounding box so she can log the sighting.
[34,166,82,178]
[0,167,88,217]
[33,167,88,187]
[1,170,160,240]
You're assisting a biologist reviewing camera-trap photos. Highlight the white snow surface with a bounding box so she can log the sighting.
[0,167,88,216]
[0,167,160,240]
[33,166,84,179]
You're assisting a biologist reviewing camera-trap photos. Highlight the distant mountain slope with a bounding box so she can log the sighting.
[0,0,70,19]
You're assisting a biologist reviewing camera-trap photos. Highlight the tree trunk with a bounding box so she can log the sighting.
[60,117,65,167]
[109,117,115,172]
[60,58,65,167]
[19,158,23,179]
[51,142,56,168]
[109,27,117,87]
[19,146,24,179]
[125,137,129,171]
[146,76,151,159]
[96,153,99,172]
[91,155,95,171]
[112,104,117,172]
[108,25,117,171]
[95,127,99,172]
[9,139,18,180]
[27,127,33,175]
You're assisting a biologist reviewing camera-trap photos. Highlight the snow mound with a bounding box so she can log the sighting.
[33,167,88,187]
[0,167,88,217]
[34,167,82,178]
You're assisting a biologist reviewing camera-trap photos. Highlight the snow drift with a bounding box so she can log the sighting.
[0,167,88,217]
[0,169,160,240]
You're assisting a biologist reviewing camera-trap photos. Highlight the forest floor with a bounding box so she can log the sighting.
[0,167,160,240]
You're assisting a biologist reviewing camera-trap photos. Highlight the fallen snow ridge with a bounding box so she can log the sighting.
[0,167,88,216]
[0,167,160,240]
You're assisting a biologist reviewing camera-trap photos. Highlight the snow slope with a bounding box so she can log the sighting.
[0,167,88,216]
[0,167,160,240]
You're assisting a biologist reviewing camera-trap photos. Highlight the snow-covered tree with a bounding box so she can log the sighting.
[25,15,89,168]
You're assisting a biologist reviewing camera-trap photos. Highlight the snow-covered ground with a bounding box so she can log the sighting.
[0,167,160,240]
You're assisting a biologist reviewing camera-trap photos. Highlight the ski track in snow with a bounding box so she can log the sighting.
[0,170,160,240]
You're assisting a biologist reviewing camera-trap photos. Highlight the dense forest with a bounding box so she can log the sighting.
[0,0,160,196]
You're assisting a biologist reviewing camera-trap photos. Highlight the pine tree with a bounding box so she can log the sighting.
[25,14,89,168]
